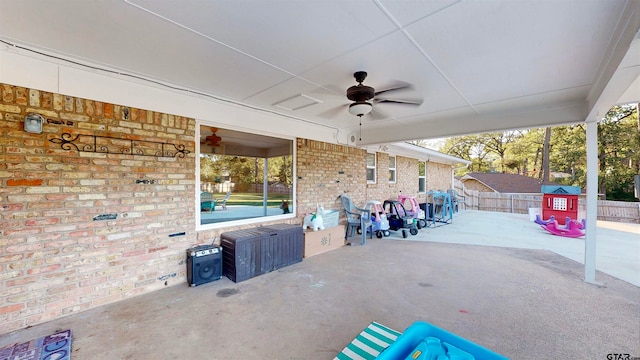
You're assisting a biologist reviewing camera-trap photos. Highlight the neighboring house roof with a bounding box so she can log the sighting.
[460,172,560,193]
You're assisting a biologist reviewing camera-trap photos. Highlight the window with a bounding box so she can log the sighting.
[388,156,396,183]
[418,161,426,193]
[366,152,376,184]
[198,124,294,228]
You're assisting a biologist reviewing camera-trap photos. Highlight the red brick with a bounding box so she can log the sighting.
[27,264,62,275]
[103,103,113,117]
[0,303,24,315]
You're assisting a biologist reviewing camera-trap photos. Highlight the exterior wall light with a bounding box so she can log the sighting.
[24,113,44,134]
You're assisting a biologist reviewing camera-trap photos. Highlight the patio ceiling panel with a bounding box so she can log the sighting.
[0,0,637,146]
[127,0,398,81]
[406,1,628,105]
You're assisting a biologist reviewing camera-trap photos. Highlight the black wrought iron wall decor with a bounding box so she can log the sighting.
[50,133,190,158]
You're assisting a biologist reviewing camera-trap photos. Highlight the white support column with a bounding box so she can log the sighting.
[584,121,598,284]
[263,158,269,216]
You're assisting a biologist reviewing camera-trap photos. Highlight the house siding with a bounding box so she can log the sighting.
[462,179,495,192]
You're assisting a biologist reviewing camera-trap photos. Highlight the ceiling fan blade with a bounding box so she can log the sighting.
[376,98,423,106]
[318,104,349,118]
[367,108,389,121]
[374,81,413,97]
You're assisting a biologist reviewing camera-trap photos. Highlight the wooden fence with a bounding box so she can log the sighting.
[457,190,640,224]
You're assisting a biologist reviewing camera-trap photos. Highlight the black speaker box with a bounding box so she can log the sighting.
[186,245,222,286]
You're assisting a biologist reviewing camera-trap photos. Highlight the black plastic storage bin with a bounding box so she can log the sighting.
[419,203,434,220]
[220,224,303,283]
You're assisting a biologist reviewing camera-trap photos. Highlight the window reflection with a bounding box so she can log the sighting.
[199,125,293,226]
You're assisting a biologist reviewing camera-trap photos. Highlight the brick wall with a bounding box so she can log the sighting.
[0,83,455,335]
[296,139,367,215]
[426,161,453,192]
[294,144,449,216]
[294,142,454,214]
[365,153,420,202]
[0,84,202,334]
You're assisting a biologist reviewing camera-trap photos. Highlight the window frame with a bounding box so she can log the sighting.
[418,161,426,193]
[366,152,377,184]
[388,155,396,183]
[196,122,296,231]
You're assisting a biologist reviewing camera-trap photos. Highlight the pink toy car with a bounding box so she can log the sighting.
[364,200,390,238]
[398,195,427,229]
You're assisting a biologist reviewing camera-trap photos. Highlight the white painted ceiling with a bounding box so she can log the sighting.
[0,0,638,146]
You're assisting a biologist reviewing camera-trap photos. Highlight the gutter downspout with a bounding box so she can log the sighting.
[451,163,469,189]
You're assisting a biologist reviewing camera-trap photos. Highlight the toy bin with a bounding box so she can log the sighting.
[322,209,340,229]
[375,321,508,360]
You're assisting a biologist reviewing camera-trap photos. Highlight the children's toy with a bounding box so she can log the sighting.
[375,321,508,360]
[398,195,427,229]
[541,185,581,225]
[383,199,418,238]
[364,200,390,238]
[536,215,585,230]
[534,214,555,225]
[561,216,586,230]
[303,204,325,231]
[540,218,585,238]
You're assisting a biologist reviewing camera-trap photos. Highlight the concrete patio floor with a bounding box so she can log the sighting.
[1,210,638,359]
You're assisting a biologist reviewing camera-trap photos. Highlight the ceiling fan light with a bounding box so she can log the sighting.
[349,101,372,117]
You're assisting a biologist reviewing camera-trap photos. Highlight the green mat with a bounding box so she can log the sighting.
[334,322,401,360]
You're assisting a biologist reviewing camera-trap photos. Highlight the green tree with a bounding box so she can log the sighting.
[440,134,493,173]
[504,129,544,176]
[482,131,519,173]
[549,125,586,185]
[433,103,639,200]
[597,104,639,200]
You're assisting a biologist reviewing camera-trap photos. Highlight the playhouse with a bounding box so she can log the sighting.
[541,185,581,225]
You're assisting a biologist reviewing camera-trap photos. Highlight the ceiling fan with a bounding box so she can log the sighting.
[331,71,423,142]
[202,127,222,147]
[346,71,423,118]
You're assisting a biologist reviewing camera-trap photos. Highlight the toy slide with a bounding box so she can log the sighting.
[541,219,585,238]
